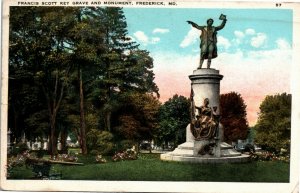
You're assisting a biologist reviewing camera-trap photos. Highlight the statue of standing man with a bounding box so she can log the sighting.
[187,14,227,69]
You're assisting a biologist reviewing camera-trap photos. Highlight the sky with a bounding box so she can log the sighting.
[123,8,293,126]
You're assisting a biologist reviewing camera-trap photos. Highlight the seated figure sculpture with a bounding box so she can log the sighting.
[191,98,220,140]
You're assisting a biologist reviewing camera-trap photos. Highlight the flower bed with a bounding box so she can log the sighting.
[112,149,137,162]
[249,151,290,162]
[50,154,78,162]
[95,155,107,163]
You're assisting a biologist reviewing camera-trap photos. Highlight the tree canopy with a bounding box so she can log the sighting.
[254,93,291,153]
[9,6,159,155]
[220,92,249,143]
[156,95,190,148]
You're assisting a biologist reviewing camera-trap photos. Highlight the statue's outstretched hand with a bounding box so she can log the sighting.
[219,14,226,20]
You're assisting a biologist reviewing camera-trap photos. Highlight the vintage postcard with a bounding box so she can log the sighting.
[1,0,300,192]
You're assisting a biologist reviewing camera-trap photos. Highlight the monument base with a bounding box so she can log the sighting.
[160,153,250,164]
[160,125,250,163]
[160,141,250,163]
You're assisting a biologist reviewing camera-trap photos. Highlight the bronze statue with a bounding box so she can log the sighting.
[191,98,220,140]
[187,14,227,69]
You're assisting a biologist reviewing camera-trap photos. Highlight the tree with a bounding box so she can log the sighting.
[83,7,159,133]
[156,95,190,148]
[9,7,51,142]
[220,92,248,143]
[8,67,47,142]
[67,7,107,154]
[254,93,291,153]
[114,93,161,145]
[9,7,78,155]
[8,7,159,156]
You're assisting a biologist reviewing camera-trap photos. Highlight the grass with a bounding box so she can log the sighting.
[8,153,290,182]
[67,148,82,155]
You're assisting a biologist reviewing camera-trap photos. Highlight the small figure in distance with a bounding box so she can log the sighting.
[187,14,227,69]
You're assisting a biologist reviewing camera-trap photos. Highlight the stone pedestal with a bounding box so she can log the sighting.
[160,68,249,163]
[189,68,223,114]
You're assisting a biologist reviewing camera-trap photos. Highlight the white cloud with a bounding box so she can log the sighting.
[251,33,267,48]
[218,36,231,50]
[234,31,245,39]
[134,31,149,44]
[180,27,199,48]
[153,28,170,34]
[245,28,256,35]
[276,38,291,50]
[233,31,245,45]
[151,37,160,44]
[133,31,160,45]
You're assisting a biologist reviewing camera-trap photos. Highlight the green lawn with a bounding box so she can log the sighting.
[9,153,290,182]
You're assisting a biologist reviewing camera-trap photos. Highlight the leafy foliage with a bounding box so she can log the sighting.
[156,95,190,147]
[9,6,159,155]
[114,93,161,142]
[86,129,114,155]
[220,92,248,143]
[254,93,291,153]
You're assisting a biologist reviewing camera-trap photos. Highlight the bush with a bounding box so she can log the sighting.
[11,142,29,156]
[119,140,135,151]
[86,129,114,155]
[89,150,100,155]
[7,150,30,178]
[36,150,47,158]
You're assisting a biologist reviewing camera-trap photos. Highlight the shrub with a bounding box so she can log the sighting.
[119,140,135,151]
[36,150,47,158]
[89,150,100,156]
[7,150,30,178]
[11,142,29,156]
[86,129,114,155]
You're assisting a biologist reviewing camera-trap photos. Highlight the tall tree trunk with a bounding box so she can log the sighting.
[72,127,81,146]
[43,70,66,157]
[104,28,112,132]
[50,113,58,156]
[60,127,68,154]
[48,132,52,154]
[79,69,87,154]
[105,111,111,131]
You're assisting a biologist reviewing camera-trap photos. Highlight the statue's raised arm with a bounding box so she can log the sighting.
[215,14,227,31]
[187,14,227,69]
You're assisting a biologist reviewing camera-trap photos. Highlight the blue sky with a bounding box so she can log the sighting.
[124,8,292,55]
[123,8,293,125]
